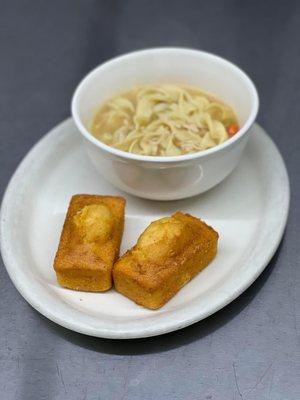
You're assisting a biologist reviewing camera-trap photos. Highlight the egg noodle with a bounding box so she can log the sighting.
[91,84,238,156]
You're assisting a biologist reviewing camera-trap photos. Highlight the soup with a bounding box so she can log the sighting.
[91,84,239,156]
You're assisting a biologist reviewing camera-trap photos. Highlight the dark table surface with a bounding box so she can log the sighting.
[0,1,299,399]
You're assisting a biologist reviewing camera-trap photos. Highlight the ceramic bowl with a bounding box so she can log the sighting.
[72,48,259,200]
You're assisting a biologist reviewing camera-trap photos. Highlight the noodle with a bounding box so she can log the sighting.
[91,84,239,156]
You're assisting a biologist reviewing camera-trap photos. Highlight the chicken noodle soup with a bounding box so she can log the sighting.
[91,84,239,156]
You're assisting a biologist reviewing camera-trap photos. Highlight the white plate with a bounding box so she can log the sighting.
[0,119,289,339]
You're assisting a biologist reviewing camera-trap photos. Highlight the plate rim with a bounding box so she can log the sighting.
[0,118,290,339]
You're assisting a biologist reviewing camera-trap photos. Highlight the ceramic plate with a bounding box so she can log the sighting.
[0,119,289,338]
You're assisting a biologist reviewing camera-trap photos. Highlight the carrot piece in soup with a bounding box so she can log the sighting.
[227,123,239,137]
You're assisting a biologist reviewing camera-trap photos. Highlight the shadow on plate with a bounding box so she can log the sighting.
[40,238,284,355]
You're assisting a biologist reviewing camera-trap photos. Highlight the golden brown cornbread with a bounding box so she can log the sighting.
[54,194,125,291]
[113,212,218,309]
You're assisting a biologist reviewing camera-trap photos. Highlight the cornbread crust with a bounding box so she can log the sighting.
[113,212,218,309]
[54,195,125,292]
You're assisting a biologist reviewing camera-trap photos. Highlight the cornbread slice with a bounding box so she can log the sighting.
[54,195,125,291]
[113,212,218,309]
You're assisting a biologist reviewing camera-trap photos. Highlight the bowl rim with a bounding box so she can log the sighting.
[71,47,259,163]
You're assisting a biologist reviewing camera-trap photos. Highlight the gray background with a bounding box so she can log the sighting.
[0,1,299,399]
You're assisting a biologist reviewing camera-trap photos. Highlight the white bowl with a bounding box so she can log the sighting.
[72,48,259,200]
